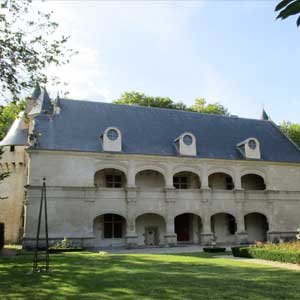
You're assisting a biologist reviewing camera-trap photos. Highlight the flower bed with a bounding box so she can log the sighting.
[232,242,300,265]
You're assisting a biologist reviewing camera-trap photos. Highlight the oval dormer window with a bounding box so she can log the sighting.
[107,129,119,141]
[183,134,193,146]
[248,139,257,150]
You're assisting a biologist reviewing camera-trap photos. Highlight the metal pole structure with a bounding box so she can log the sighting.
[32,177,50,272]
[33,181,44,272]
[44,178,49,271]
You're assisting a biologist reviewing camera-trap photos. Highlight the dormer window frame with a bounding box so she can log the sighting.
[101,126,122,152]
[174,132,197,156]
[237,137,261,160]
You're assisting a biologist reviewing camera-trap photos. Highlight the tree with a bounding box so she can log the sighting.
[113,91,185,110]
[114,92,229,116]
[0,100,25,140]
[279,121,300,145]
[189,98,229,116]
[0,0,75,101]
[275,0,300,27]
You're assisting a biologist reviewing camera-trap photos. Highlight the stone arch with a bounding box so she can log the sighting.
[240,168,266,180]
[94,162,128,176]
[93,213,127,248]
[244,212,269,242]
[210,212,237,243]
[174,213,203,244]
[94,167,127,188]
[135,164,167,179]
[208,171,234,190]
[208,167,234,179]
[241,173,266,190]
[173,169,201,189]
[135,166,166,189]
[135,213,166,246]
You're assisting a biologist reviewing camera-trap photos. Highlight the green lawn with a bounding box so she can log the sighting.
[0,251,299,300]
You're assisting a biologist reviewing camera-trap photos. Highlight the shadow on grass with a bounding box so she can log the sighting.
[0,252,299,300]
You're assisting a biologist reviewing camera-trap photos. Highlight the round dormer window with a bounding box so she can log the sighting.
[248,139,257,150]
[183,134,193,146]
[107,129,119,141]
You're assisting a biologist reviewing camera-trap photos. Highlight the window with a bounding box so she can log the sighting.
[103,214,123,238]
[228,215,237,235]
[107,129,119,141]
[225,176,234,190]
[183,134,193,146]
[248,139,257,150]
[10,145,15,152]
[106,174,122,188]
[174,176,188,189]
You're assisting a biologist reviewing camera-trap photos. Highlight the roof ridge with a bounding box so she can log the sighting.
[59,98,266,123]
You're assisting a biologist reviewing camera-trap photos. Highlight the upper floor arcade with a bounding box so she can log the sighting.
[91,160,269,192]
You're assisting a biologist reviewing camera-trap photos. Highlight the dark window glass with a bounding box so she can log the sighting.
[103,214,123,239]
[114,223,123,238]
[183,135,193,145]
[107,129,118,141]
[173,176,188,189]
[106,174,123,188]
[104,214,113,222]
[10,146,15,152]
[104,223,113,238]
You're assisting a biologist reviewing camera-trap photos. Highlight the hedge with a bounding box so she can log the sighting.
[232,246,300,265]
[203,247,226,253]
[0,223,4,250]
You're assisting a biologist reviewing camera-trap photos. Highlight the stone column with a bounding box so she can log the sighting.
[125,187,138,248]
[164,188,177,246]
[200,163,209,189]
[234,166,242,190]
[235,189,248,244]
[200,189,213,245]
[127,161,136,188]
[265,190,277,242]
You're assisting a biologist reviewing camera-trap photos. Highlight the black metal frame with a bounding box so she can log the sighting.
[33,178,49,272]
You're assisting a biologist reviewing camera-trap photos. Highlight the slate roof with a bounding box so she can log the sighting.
[28,99,300,163]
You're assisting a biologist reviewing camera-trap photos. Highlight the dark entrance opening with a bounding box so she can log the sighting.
[175,214,190,242]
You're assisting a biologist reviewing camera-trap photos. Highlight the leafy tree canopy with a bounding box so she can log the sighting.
[0,100,25,140]
[279,121,300,145]
[114,92,229,116]
[0,0,75,101]
[275,0,300,27]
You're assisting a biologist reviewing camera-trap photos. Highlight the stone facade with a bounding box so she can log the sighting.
[0,146,27,243]
[1,91,300,249]
[19,149,300,249]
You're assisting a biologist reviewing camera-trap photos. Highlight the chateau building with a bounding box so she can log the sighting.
[1,87,300,249]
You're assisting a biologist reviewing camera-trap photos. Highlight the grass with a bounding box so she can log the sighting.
[0,251,300,300]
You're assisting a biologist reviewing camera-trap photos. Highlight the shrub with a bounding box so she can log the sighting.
[231,245,300,265]
[0,223,4,250]
[203,247,226,253]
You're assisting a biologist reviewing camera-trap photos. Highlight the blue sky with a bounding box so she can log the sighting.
[41,0,300,123]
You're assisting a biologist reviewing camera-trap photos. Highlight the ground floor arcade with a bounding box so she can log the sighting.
[92,212,269,248]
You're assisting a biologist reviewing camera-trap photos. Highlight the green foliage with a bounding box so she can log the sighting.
[0,100,25,140]
[189,98,229,115]
[0,0,75,100]
[275,0,300,27]
[232,242,300,264]
[114,92,229,116]
[279,121,300,145]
